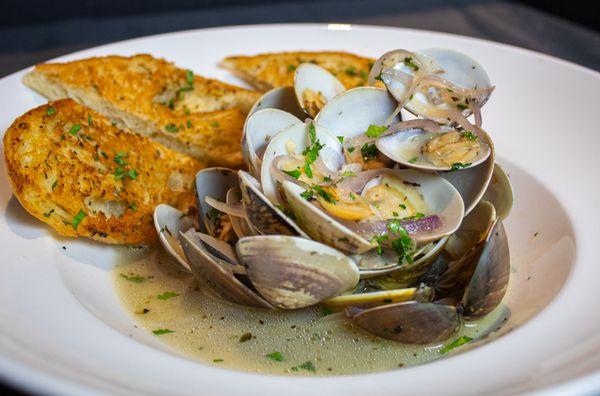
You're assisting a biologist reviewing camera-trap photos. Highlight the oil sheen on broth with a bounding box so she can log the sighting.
[114,246,507,376]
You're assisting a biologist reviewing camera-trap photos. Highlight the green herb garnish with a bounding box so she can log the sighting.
[439,336,473,354]
[210,122,220,127]
[186,69,194,85]
[239,332,252,343]
[51,180,58,190]
[129,202,137,211]
[127,169,138,180]
[114,151,127,166]
[213,358,224,362]
[266,351,284,361]
[71,210,86,230]
[457,103,469,111]
[153,329,175,335]
[340,170,356,177]
[403,57,420,71]
[337,136,344,143]
[282,168,302,179]
[408,157,418,164]
[360,143,378,162]
[371,235,389,255]
[451,162,471,171]
[120,273,147,283]
[157,291,180,300]
[365,124,387,138]
[186,120,193,128]
[345,67,357,76]
[46,107,57,116]
[164,124,179,133]
[461,131,477,140]
[291,361,316,373]
[43,209,54,217]
[68,124,81,135]
[287,65,297,72]
[311,185,337,203]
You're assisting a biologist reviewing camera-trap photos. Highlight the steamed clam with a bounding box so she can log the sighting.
[152,47,513,349]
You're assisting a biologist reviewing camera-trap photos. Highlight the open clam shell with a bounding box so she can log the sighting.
[440,131,495,216]
[195,167,239,237]
[293,63,345,117]
[376,126,492,172]
[225,187,257,238]
[359,236,448,282]
[260,122,341,206]
[482,163,514,221]
[314,87,400,138]
[247,86,305,118]
[242,109,302,177]
[180,229,273,309]
[282,180,375,254]
[238,170,307,237]
[351,301,460,344]
[236,235,360,309]
[153,204,195,271]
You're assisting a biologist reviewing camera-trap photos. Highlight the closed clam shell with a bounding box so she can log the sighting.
[461,220,510,319]
[314,87,400,139]
[153,203,195,271]
[238,170,306,237]
[351,301,460,344]
[236,235,360,309]
[180,229,273,309]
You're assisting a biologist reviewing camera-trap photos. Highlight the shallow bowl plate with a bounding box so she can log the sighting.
[0,23,598,396]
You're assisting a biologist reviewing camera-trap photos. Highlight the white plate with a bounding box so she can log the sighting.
[0,23,599,396]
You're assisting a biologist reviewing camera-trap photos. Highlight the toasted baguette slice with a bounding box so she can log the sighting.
[4,99,204,244]
[221,51,375,91]
[23,54,261,167]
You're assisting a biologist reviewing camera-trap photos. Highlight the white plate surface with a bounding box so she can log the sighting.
[0,23,599,396]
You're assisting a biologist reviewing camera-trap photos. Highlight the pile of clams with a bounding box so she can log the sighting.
[154,48,514,344]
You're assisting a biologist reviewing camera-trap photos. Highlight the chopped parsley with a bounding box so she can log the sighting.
[291,361,316,373]
[46,107,57,116]
[311,185,337,203]
[266,351,285,362]
[337,136,344,143]
[360,143,378,162]
[210,122,220,127]
[322,307,333,316]
[51,180,58,190]
[287,65,297,72]
[88,115,93,126]
[347,146,356,153]
[403,57,420,71]
[239,332,253,343]
[340,170,356,177]
[457,103,469,111]
[157,291,179,300]
[213,358,224,363]
[461,131,478,140]
[43,209,54,217]
[399,203,407,210]
[153,329,174,335]
[392,211,399,217]
[127,169,138,180]
[408,157,418,164]
[301,122,324,179]
[68,124,81,135]
[282,168,302,179]
[365,124,387,138]
[114,151,127,166]
[186,120,193,128]
[348,192,356,200]
[129,202,137,211]
[164,124,179,133]
[451,162,471,171]
[345,66,357,76]
[186,69,194,85]
[439,336,473,354]
[120,273,147,283]
[371,235,389,255]
[71,210,86,230]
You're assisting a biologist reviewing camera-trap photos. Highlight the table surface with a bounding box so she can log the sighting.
[0,0,599,394]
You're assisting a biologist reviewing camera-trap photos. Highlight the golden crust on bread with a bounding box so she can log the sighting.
[3,99,204,244]
[23,54,260,167]
[221,51,375,91]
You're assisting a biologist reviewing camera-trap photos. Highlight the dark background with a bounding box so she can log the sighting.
[0,0,598,394]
